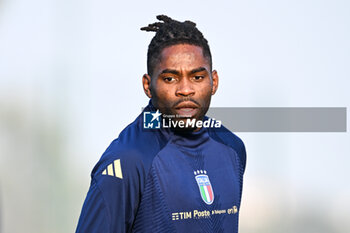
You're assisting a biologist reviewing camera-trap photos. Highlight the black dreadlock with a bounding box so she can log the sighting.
[141,15,212,77]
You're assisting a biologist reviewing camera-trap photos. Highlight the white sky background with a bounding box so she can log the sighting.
[0,0,349,232]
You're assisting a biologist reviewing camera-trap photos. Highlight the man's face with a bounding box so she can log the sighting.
[143,43,218,123]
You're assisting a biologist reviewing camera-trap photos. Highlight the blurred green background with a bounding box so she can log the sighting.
[1,0,349,232]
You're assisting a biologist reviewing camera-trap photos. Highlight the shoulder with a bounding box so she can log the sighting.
[91,140,145,182]
[91,114,165,185]
[208,124,247,172]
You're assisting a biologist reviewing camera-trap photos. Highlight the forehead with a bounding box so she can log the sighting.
[157,44,209,70]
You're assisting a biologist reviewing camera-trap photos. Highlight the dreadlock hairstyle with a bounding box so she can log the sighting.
[141,15,212,77]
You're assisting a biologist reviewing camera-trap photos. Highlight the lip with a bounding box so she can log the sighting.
[174,101,199,109]
[174,101,199,117]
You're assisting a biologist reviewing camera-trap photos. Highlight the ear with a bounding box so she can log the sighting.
[142,74,152,98]
[211,70,219,95]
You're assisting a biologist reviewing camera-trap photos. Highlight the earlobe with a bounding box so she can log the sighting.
[211,70,219,95]
[142,74,152,98]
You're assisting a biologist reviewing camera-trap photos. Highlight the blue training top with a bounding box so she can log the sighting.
[76,101,246,233]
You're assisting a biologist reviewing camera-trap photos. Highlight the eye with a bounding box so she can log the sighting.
[193,75,204,81]
[163,77,176,83]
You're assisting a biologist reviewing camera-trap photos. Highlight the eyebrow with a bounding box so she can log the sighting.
[190,67,207,74]
[160,67,208,76]
[160,69,180,75]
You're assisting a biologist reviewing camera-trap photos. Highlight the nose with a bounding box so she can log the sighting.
[175,77,195,97]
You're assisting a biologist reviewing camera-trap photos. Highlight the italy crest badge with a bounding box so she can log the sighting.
[194,170,214,205]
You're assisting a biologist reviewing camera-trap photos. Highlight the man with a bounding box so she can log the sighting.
[76,15,246,233]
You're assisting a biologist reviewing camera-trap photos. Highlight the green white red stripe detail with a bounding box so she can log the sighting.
[195,171,214,205]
